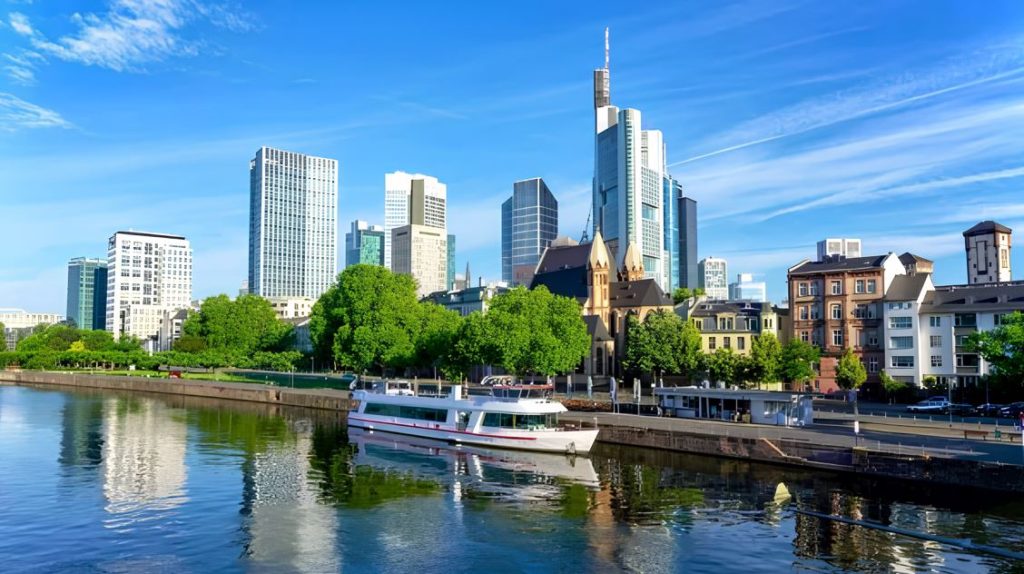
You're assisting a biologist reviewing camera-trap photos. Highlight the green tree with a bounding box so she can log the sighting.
[172,334,208,353]
[622,310,703,380]
[706,348,740,386]
[780,339,820,387]
[966,311,1024,391]
[183,294,292,354]
[310,265,422,373]
[440,312,489,381]
[16,324,80,352]
[747,333,782,388]
[69,340,86,352]
[0,321,5,352]
[414,303,463,373]
[480,286,590,377]
[79,330,117,351]
[879,369,905,398]
[671,287,705,305]
[834,348,867,390]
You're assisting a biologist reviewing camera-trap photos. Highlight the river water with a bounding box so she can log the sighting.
[1,384,1022,573]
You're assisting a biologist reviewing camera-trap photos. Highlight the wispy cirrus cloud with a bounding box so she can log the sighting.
[672,36,1024,167]
[0,92,71,130]
[2,0,258,82]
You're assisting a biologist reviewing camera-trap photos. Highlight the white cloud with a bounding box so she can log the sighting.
[19,0,257,72]
[0,92,71,130]
[8,12,33,36]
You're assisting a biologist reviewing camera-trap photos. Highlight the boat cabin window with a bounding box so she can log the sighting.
[491,386,551,400]
[482,413,558,429]
[364,403,448,422]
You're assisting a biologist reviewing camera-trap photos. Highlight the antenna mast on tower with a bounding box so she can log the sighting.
[604,27,609,69]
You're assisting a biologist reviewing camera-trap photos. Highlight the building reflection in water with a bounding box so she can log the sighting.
[59,396,104,469]
[101,397,189,516]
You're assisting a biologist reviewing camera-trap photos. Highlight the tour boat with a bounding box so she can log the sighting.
[347,377,599,455]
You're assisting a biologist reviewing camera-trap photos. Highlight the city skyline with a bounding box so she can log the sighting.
[4,1,1024,311]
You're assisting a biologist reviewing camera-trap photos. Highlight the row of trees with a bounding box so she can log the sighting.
[309,265,590,379]
[621,310,824,388]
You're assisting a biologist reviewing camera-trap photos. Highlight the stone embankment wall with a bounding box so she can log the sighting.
[598,425,1024,493]
[0,370,350,411]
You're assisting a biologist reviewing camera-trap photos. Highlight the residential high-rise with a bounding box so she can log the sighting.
[963,220,1012,284]
[384,171,446,270]
[67,257,108,330]
[392,182,448,298]
[728,273,767,302]
[698,257,728,300]
[345,220,385,268]
[105,231,192,343]
[447,234,456,290]
[249,146,338,300]
[816,238,862,261]
[677,191,698,290]
[502,178,558,286]
[592,31,670,291]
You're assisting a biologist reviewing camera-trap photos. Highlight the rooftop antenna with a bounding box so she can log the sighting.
[604,27,609,70]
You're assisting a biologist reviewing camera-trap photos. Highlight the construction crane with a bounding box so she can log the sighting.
[580,206,592,243]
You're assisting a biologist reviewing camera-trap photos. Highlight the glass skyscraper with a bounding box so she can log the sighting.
[249,146,338,299]
[502,178,558,286]
[66,257,107,330]
[345,220,385,268]
[384,171,446,270]
[678,192,698,290]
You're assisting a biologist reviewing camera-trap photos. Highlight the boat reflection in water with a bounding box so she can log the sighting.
[347,427,600,503]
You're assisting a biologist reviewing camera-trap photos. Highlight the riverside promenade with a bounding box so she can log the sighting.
[4,370,1023,492]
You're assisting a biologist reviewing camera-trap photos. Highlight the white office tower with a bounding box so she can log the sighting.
[249,146,338,299]
[816,238,862,261]
[698,257,729,300]
[384,171,446,269]
[592,30,668,290]
[105,231,192,343]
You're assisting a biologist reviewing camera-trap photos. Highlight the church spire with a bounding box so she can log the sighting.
[619,242,644,282]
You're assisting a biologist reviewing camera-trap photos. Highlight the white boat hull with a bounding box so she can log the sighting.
[347,414,599,455]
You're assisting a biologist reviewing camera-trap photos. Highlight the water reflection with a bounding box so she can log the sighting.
[1,384,1022,573]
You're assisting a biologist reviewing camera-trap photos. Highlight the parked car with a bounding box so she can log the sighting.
[907,399,950,413]
[998,402,1024,418]
[974,403,1005,417]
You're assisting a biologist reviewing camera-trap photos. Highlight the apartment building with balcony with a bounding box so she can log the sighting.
[787,253,905,391]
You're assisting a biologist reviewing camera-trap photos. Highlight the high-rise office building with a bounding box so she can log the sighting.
[384,171,446,270]
[249,146,338,299]
[502,177,558,286]
[592,31,670,290]
[698,257,728,300]
[345,220,385,268]
[392,181,449,298]
[677,191,698,290]
[106,231,192,342]
[67,257,108,330]
[729,273,767,302]
[447,234,456,290]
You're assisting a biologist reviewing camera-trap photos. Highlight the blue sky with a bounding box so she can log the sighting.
[3,0,1024,312]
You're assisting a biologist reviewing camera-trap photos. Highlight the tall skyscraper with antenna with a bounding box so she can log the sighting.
[591,29,671,291]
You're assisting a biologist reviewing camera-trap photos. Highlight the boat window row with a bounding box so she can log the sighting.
[363,403,448,422]
[482,413,558,429]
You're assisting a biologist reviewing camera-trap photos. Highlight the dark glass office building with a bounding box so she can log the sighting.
[344,220,385,268]
[502,178,558,286]
[677,190,698,290]
[66,257,108,330]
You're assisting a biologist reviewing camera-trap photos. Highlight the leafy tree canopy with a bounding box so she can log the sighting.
[622,310,703,380]
[967,311,1024,391]
[672,287,705,305]
[780,339,820,384]
[834,348,867,390]
[310,264,421,373]
[747,332,782,388]
[183,294,293,354]
[479,286,590,377]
